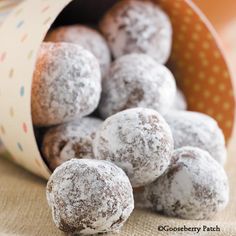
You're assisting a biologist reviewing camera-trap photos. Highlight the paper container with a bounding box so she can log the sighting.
[0,0,235,179]
[0,1,23,25]
[193,0,236,77]
[0,0,24,155]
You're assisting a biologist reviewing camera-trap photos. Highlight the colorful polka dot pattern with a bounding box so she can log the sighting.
[0,0,71,179]
[0,0,23,27]
[0,0,235,179]
[158,0,235,140]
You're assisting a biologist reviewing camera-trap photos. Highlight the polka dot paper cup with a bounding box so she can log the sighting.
[0,0,24,156]
[0,0,235,179]
[194,0,236,78]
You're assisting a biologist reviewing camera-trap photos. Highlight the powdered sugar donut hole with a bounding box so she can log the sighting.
[99,54,176,119]
[46,159,134,234]
[164,111,227,165]
[93,108,174,188]
[46,25,111,77]
[139,147,229,220]
[42,117,102,171]
[171,89,187,110]
[99,0,172,64]
[32,42,101,126]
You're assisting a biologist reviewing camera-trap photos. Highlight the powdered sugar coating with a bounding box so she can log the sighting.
[138,147,229,219]
[32,42,101,126]
[99,0,172,64]
[171,89,187,110]
[99,54,176,119]
[164,111,227,165]
[46,159,134,235]
[93,108,174,187]
[46,25,111,77]
[42,117,102,171]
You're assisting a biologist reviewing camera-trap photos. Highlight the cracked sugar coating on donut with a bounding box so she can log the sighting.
[99,0,172,64]
[46,159,134,235]
[99,54,176,119]
[93,108,174,188]
[139,147,229,220]
[42,117,102,171]
[171,89,187,110]
[164,111,227,165]
[46,25,111,77]
[32,42,101,126]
